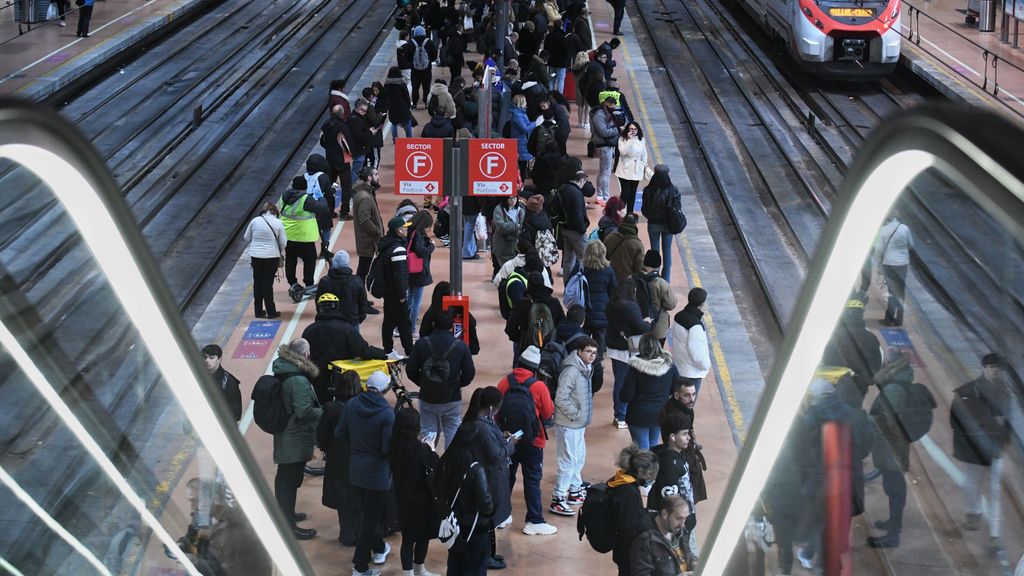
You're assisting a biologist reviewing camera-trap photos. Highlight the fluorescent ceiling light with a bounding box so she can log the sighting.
[0,464,109,575]
[0,142,305,575]
[699,150,934,575]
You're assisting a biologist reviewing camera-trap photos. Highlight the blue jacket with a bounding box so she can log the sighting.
[336,391,394,490]
[407,331,475,404]
[510,107,535,161]
[583,265,617,329]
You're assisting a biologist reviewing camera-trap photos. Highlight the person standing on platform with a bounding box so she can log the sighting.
[608,445,661,576]
[583,240,617,394]
[545,24,570,94]
[619,334,678,449]
[348,100,378,187]
[337,371,395,576]
[302,292,388,404]
[385,66,415,142]
[635,250,677,346]
[329,79,351,121]
[396,30,415,96]
[243,202,286,319]
[352,166,384,284]
[496,346,558,536]
[951,353,1012,553]
[407,311,476,450]
[321,104,354,219]
[76,0,93,37]
[660,378,707,509]
[407,210,436,335]
[278,176,326,295]
[606,278,652,429]
[603,214,645,282]
[389,407,443,576]
[615,122,648,215]
[549,337,598,516]
[316,250,372,325]
[461,195,482,260]
[378,216,416,358]
[672,287,711,397]
[296,154,336,261]
[492,194,526,275]
[271,339,322,540]
[556,171,591,278]
[641,165,682,282]
[317,370,362,546]
[406,26,438,109]
[874,214,913,326]
[201,344,242,423]
[590,96,621,203]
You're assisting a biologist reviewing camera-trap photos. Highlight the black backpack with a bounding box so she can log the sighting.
[577,482,615,553]
[366,250,388,299]
[419,338,461,392]
[633,273,659,320]
[498,271,528,320]
[251,374,292,434]
[537,340,567,398]
[664,186,687,234]
[878,382,937,442]
[498,373,539,442]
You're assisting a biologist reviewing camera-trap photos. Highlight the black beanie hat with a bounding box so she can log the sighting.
[643,250,662,269]
[688,287,707,307]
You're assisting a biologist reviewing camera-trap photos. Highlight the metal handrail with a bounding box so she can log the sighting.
[698,105,1024,574]
[901,0,1024,119]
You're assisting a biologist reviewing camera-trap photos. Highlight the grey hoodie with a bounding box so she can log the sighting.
[554,351,594,428]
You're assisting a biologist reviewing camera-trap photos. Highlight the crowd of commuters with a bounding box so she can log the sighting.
[224,0,1024,575]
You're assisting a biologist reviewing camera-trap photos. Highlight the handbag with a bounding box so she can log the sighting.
[262,215,285,269]
[438,462,480,550]
[640,161,655,181]
[46,2,58,20]
[407,230,424,274]
[622,332,642,355]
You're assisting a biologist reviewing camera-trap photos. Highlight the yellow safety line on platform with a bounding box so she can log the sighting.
[621,38,746,439]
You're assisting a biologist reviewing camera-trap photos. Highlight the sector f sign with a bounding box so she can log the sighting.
[395,138,444,195]
[468,139,517,196]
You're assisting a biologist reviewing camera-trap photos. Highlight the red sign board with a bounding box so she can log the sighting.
[394,138,444,195]
[467,139,517,196]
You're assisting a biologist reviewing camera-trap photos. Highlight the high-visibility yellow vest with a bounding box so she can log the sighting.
[598,90,622,108]
[278,194,319,242]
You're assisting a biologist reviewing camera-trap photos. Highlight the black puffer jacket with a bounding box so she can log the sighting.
[348,112,374,157]
[377,232,410,297]
[407,228,435,288]
[316,266,369,325]
[456,417,512,525]
[384,76,413,125]
[583,265,616,329]
[302,311,387,370]
[421,115,456,138]
[606,299,651,351]
[556,181,589,234]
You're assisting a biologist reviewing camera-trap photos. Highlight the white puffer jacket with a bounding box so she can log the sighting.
[614,136,649,181]
[244,213,287,259]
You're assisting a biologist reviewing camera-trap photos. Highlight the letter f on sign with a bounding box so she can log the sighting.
[412,154,426,175]
[485,155,499,176]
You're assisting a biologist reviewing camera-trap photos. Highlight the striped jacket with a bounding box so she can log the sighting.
[376,232,410,297]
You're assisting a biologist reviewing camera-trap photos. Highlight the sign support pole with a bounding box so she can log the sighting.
[450,140,463,296]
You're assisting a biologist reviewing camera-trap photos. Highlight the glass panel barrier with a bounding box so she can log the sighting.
[0,100,311,575]
[701,107,1024,575]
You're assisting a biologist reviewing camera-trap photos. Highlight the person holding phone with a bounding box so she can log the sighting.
[390,408,443,576]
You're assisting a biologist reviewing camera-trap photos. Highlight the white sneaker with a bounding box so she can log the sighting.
[413,564,440,576]
[387,350,407,362]
[796,547,814,569]
[496,515,512,529]
[353,569,381,576]
[372,541,391,565]
[522,522,558,535]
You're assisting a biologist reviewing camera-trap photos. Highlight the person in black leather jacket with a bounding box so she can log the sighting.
[316,250,369,326]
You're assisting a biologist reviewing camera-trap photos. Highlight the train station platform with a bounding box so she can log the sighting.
[0,0,211,101]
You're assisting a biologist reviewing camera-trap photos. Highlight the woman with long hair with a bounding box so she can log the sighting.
[492,195,525,274]
[384,65,415,142]
[640,164,680,282]
[317,370,362,545]
[407,210,436,334]
[242,202,286,318]
[510,94,535,181]
[614,122,649,215]
[605,278,652,428]
[597,196,626,241]
[619,334,677,449]
[390,408,442,576]
[582,241,617,394]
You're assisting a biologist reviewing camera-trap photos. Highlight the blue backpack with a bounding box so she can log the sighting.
[563,265,590,310]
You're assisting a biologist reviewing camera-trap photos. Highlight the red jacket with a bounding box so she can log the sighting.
[497,368,555,449]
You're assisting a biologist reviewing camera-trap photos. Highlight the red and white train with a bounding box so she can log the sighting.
[738,0,902,75]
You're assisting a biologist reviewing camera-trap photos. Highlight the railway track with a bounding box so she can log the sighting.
[0,0,395,569]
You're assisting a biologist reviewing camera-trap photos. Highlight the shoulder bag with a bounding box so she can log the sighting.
[262,215,285,269]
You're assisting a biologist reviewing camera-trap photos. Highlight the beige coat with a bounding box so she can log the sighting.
[646,275,678,340]
[614,136,649,181]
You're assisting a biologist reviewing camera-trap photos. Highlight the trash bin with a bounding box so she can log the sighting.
[980,0,997,31]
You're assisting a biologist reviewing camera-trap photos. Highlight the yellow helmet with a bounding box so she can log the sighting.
[317,292,340,304]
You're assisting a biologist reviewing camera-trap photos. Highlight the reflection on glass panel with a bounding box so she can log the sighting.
[0,159,273,575]
[727,167,1023,575]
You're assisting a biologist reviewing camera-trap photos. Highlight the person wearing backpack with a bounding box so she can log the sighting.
[556,171,591,279]
[270,339,322,540]
[641,165,682,282]
[582,240,617,394]
[496,346,558,536]
[606,278,653,429]
[602,214,645,282]
[634,250,677,345]
[404,27,438,109]
[590,96,620,203]
[607,445,661,576]
[506,272,566,364]
[390,408,443,576]
[407,311,476,450]
[377,216,416,358]
[619,334,678,450]
[337,371,396,576]
[316,250,373,325]
[550,337,598,516]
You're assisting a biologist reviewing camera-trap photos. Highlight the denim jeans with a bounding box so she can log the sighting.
[351,155,366,185]
[391,118,414,142]
[509,443,545,524]
[407,285,425,332]
[647,223,675,283]
[628,425,661,450]
[549,66,566,93]
[420,399,463,450]
[462,216,478,258]
[597,146,614,201]
[611,357,629,421]
[553,426,586,498]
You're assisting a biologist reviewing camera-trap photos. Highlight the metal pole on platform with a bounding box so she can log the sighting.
[496,0,508,73]
[450,140,463,296]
